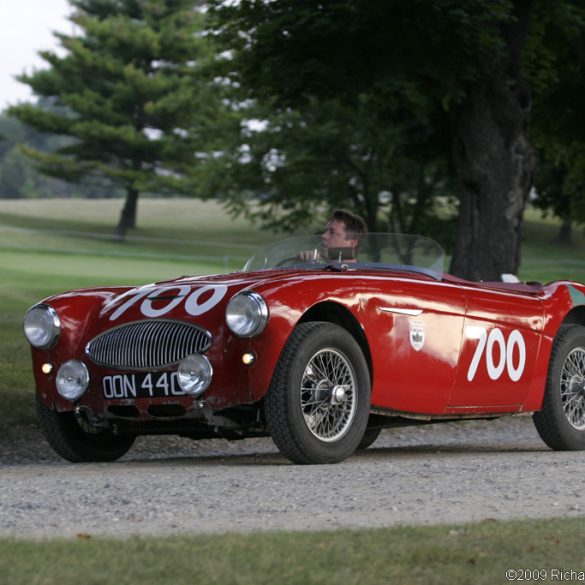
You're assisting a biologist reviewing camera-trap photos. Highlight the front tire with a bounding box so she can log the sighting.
[36,395,135,462]
[358,427,382,450]
[533,325,585,450]
[264,322,371,464]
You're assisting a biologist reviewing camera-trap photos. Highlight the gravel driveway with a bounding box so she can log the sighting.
[1,416,584,538]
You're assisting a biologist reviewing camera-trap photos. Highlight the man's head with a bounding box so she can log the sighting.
[321,209,368,261]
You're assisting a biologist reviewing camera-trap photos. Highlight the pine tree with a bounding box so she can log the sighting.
[9,0,221,238]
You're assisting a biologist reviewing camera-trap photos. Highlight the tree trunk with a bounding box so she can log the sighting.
[449,0,537,281]
[116,185,139,240]
[556,218,572,244]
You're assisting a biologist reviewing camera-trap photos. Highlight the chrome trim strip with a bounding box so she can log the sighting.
[380,307,423,316]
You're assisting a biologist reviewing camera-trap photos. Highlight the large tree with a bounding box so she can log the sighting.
[9,0,223,238]
[210,0,584,279]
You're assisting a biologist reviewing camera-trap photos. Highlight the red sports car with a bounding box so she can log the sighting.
[24,234,585,464]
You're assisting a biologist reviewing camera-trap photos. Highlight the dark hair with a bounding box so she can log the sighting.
[329,208,368,240]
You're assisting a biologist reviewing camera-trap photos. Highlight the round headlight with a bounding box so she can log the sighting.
[23,304,61,349]
[177,353,213,396]
[56,360,89,401]
[225,291,268,338]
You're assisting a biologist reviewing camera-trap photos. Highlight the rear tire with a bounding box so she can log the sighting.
[533,325,585,450]
[36,395,135,462]
[264,322,371,464]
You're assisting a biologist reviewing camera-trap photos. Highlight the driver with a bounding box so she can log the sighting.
[300,208,368,263]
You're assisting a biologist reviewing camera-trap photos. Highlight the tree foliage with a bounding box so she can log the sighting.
[218,88,456,250]
[531,1,585,239]
[209,0,585,279]
[0,109,119,199]
[9,0,232,237]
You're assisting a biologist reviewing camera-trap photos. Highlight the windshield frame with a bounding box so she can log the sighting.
[243,233,445,280]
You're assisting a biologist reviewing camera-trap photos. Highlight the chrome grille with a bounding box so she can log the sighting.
[85,320,212,370]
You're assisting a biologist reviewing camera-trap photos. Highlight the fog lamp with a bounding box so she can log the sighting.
[177,354,212,396]
[56,360,89,401]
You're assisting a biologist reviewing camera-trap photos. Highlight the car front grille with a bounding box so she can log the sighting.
[85,320,212,370]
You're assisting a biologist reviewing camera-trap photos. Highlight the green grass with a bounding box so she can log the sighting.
[0,198,277,265]
[0,518,584,585]
[521,208,585,283]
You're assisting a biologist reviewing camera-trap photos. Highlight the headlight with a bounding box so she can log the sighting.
[56,360,89,401]
[225,291,269,338]
[23,304,61,349]
[177,354,213,396]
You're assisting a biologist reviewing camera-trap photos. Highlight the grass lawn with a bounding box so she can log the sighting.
[0,198,276,264]
[521,207,585,283]
[0,517,584,585]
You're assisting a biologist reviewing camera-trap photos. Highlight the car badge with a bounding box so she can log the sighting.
[409,320,425,352]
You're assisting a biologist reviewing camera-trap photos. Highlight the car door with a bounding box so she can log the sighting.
[447,285,544,412]
[364,276,467,415]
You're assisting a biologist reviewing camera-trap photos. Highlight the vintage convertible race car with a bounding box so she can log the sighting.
[24,233,585,464]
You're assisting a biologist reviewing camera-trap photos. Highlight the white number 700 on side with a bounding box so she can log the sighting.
[465,326,526,382]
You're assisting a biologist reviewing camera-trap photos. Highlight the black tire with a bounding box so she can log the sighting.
[358,427,382,450]
[36,395,135,462]
[264,322,371,464]
[533,324,585,450]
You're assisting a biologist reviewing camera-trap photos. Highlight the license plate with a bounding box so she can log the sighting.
[102,372,186,399]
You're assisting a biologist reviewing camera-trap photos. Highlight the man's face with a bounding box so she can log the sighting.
[321,219,358,259]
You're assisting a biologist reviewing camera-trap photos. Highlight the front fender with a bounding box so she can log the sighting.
[246,275,366,402]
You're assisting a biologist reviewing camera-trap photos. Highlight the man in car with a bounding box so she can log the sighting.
[300,208,368,262]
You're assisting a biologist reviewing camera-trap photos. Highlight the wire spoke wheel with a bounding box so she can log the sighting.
[533,325,585,451]
[301,348,357,442]
[264,322,371,464]
[560,347,585,430]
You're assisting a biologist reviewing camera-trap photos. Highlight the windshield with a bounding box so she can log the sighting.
[243,233,444,279]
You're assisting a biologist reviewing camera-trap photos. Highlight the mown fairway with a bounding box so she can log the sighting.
[2,198,585,585]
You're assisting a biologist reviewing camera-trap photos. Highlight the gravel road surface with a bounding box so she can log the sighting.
[1,417,584,538]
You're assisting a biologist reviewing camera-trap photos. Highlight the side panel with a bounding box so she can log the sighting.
[447,288,544,412]
[364,279,466,414]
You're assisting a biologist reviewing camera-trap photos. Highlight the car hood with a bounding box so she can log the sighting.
[95,271,279,328]
[41,269,307,343]
[43,266,441,345]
